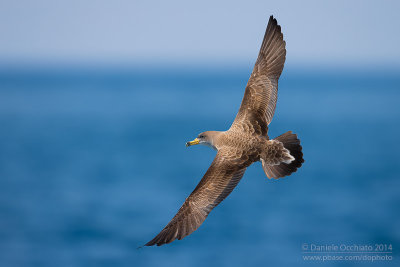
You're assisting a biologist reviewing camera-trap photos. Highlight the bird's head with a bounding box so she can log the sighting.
[186,131,220,150]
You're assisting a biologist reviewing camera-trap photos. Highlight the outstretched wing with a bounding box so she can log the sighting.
[145,151,247,246]
[231,16,286,137]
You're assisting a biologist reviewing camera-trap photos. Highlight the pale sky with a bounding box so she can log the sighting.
[0,0,399,67]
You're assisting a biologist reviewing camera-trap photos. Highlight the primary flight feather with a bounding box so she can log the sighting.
[145,15,304,246]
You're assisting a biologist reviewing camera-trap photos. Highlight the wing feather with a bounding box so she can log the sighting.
[145,152,247,246]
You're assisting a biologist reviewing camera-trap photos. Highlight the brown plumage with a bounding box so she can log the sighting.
[145,15,304,247]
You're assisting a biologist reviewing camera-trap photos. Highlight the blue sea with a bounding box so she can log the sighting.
[0,65,399,266]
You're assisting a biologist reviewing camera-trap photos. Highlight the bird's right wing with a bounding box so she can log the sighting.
[145,151,247,246]
[231,16,286,137]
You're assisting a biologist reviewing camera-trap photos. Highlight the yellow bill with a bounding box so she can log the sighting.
[186,138,200,147]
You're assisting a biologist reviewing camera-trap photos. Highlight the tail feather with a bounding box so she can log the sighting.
[262,131,304,179]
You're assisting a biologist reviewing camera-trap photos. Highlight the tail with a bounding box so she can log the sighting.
[262,131,304,179]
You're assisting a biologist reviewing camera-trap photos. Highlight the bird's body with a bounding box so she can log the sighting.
[201,130,292,165]
[145,15,304,246]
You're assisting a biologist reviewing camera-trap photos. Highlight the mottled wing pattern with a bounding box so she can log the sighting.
[145,150,248,246]
[231,16,286,137]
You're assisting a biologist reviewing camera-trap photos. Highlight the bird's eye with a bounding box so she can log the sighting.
[199,135,204,138]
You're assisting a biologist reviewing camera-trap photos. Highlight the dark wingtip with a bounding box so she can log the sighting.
[144,240,156,247]
[144,237,165,247]
[269,15,277,25]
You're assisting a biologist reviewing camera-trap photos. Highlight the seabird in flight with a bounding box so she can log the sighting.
[145,15,304,246]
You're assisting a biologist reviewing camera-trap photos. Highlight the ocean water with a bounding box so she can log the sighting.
[0,66,399,266]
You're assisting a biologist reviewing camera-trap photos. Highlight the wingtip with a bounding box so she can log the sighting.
[144,240,156,247]
[139,240,163,248]
[269,15,277,24]
[144,236,168,247]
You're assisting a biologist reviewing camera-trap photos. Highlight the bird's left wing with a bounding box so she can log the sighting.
[230,16,286,137]
[145,151,247,246]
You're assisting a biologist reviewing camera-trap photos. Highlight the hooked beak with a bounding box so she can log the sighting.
[186,138,200,147]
